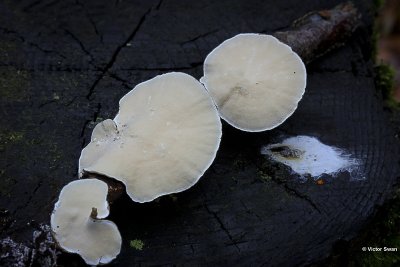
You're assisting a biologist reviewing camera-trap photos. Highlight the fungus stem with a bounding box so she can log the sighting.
[90,207,98,219]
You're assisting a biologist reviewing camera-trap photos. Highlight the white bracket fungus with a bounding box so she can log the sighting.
[200,33,307,132]
[79,72,222,203]
[51,179,122,265]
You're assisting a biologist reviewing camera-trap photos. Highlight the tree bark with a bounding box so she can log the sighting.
[274,2,360,63]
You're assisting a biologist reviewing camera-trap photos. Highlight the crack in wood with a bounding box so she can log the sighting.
[38,99,58,109]
[22,0,44,12]
[155,0,164,10]
[42,0,59,9]
[75,0,102,43]
[114,0,122,7]
[240,200,262,221]
[11,180,43,216]
[22,0,59,12]
[204,203,241,253]
[271,178,322,214]
[180,29,219,45]
[80,103,102,148]
[85,6,153,100]
[0,27,66,59]
[108,73,132,90]
[63,28,96,64]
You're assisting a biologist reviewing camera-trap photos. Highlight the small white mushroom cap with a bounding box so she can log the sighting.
[200,33,307,132]
[51,179,122,265]
[79,72,222,203]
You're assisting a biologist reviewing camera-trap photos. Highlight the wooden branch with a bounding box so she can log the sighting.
[274,2,361,63]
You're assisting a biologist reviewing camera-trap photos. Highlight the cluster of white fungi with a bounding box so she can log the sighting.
[50,34,307,265]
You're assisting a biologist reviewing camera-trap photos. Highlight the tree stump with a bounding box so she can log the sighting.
[0,0,399,266]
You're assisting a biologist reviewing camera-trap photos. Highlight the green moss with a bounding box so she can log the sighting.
[375,64,398,108]
[0,67,30,101]
[0,131,25,151]
[356,241,400,266]
[257,170,272,183]
[47,142,64,169]
[232,154,248,170]
[313,190,400,266]
[89,117,105,127]
[372,0,399,108]
[353,191,400,266]
[373,0,385,12]
[95,117,104,123]
[258,159,291,184]
[1,131,24,142]
[130,239,144,250]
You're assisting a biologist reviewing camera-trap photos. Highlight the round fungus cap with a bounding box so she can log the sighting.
[200,33,307,132]
[51,179,122,265]
[79,72,222,203]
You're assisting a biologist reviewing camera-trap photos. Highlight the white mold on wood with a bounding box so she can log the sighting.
[261,136,364,180]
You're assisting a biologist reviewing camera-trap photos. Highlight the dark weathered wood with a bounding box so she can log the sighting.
[0,0,399,266]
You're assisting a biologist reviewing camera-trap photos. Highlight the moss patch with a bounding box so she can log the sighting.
[0,131,25,151]
[257,170,272,183]
[312,190,400,267]
[375,64,397,108]
[372,0,398,107]
[350,192,400,267]
[0,67,30,101]
[130,239,144,250]
[257,158,292,184]
[232,153,248,171]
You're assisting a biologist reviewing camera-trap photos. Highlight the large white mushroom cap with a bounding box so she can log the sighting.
[79,72,222,203]
[50,179,122,265]
[200,33,307,132]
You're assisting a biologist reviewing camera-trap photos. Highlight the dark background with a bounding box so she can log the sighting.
[1,0,399,266]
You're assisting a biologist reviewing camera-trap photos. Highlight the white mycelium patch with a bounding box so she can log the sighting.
[261,136,363,179]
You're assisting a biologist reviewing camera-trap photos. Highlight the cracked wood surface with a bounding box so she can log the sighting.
[0,0,399,266]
